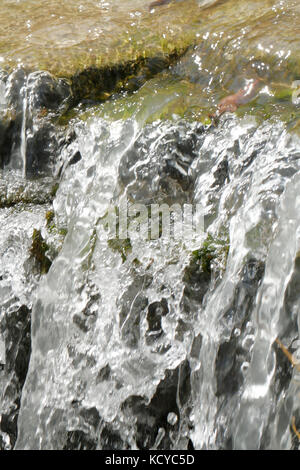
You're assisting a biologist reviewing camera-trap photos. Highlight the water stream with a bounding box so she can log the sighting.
[0,0,299,450]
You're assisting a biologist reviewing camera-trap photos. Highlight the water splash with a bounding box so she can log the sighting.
[14,111,300,449]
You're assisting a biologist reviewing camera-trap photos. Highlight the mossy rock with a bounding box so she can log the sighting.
[66,71,300,130]
[191,234,229,274]
[70,49,189,104]
[108,238,132,263]
[30,229,52,274]
[0,0,204,77]
[45,210,55,229]
[0,177,58,209]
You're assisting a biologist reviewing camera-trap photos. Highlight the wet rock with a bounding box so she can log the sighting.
[68,150,82,166]
[30,229,52,275]
[211,159,229,188]
[215,339,244,397]
[0,305,31,449]
[180,236,228,316]
[61,405,101,450]
[215,259,265,396]
[175,319,192,343]
[120,359,192,449]
[96,364,111,383]
[26,72,71,113]
[71,52,186,104]
[190,334,203,360]
[119,121,203,204]
[63,430,97,450]
[0,176,57,208]
[222,259,265,331]
[0,116,23,171]
[25,122,63,176]
[214,259,265,447]
[100,425,126,450]
[146,298,169,345]
[119,275,152,348]
[0,70,72,176]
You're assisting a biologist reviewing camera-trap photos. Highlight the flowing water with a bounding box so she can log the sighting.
[0,0,300,450]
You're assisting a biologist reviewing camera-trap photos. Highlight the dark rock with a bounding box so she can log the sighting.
[222,258,265,330]
[100,425,126,450]
[0,116,22,170]
[96,364,111,383]
[0,70,72,176]
[26,72,71,113]
[214,258,265,447]
[190,334,203,359]
[212,159,229,188]
[62,406,101,450]
[121,359,192,449]
[63,430,98,450]
[70,49,186,104]
[30,229,52,275]
[180,251,212,316]
[215,339,244,396]
[146,299,169,345]
[118,121,203,204]
[79,407,101,429]
[0,305,31,449]
[119,276,151,348]
[68,150,82,166]
[73,314,89,333]
[25,122,62,176]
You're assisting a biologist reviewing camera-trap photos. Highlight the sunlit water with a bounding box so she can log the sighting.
[0,0,299,450]
[13,113,300,449]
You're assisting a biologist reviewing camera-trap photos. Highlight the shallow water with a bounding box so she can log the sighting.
[0,0,299,76]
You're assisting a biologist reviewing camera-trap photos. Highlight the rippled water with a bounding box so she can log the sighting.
[0,0,220,74]
[0,0,300,451]
[1,0,299,75]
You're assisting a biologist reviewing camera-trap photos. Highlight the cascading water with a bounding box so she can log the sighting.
[0,0,299,451]
[11,112,300,450]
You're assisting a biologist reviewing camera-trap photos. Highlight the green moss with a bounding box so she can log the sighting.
[50,182,59,198]
[132,257,142,267]
[273,88,293,100]
[44,208,68,241]
[108,238,132,263]
[30,229,52,274]
[45,210,54,228]
[236,96,300,127]
[59,228,68,237]
[0,189,54,209]
[191,234,229,274]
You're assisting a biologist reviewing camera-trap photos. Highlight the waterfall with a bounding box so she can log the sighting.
[20,78,28,179]
[13,113,300,449]
[0,0,300,452]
